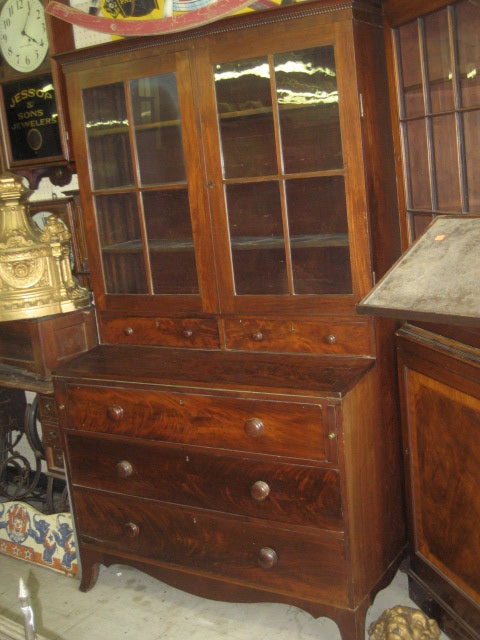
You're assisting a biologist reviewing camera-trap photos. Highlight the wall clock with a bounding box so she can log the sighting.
[0,0,49,73]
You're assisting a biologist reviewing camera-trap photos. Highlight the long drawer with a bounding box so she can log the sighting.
[66,431,343,530]
[74,488,349,605]
[64,385,336,462]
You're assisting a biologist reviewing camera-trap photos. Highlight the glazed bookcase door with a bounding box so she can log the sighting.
[69,51,217,315]
[199,19,372,316]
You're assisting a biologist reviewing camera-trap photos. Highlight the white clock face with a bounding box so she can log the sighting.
[0,0,48,73]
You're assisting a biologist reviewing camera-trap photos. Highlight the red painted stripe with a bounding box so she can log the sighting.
[45,0,255,35]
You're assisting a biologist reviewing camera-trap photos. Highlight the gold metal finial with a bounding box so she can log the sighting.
[368,605,441,640]
[0,171,90,322]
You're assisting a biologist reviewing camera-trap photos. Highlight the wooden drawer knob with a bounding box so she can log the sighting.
[244,417,264,438]
[324,333,337,345]
[107,404,124,421]
[250,480,270,501]
[115,460,133,478]
[258,547,278,569]
[182,328,193,338]
[251,331,264,342]
[124,326,134,336]
[123,522,140,538]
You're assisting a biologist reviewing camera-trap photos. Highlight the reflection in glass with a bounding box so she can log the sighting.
[463,110,480,212]
[143,190,199,294]
[399,21,424,118]
[131,74,187,185]
[226,182,287,294]
[214,57,277,178]
[95,193,148,294]
[275,46,342,172]
[456,0,480,109]
[425,9,453,113]
[433,114,460,210]
[286,177,351,294]
[83,84,134,189]
[405,120,431,210]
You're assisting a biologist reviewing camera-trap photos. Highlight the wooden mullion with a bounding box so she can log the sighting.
[448,4,469,212]
[269,54,294,296]
[124,78,154,296]
[418,16,439,212]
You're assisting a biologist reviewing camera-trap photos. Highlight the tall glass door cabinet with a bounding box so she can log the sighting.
[53,2,405,639]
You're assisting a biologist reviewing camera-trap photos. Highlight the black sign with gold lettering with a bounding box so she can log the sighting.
[2,74,62,163]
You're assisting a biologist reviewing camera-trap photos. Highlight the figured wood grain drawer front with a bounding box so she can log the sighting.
[66,432,343,531]
[65,386,334,462]
[100,316,220,349]
[224,317,374,355]
[74,488,348,604]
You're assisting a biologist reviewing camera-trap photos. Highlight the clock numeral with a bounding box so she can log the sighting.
[8,4,13,16]
[2,17,11,29]
[16,0,24,9]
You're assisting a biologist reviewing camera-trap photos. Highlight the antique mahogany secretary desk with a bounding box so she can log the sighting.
[50,1,405,638]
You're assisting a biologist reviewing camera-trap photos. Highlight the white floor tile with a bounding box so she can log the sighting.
[0,554,450,639]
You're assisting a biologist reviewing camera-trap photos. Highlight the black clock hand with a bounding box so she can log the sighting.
[23,31,44,46]
[21,1,34,36]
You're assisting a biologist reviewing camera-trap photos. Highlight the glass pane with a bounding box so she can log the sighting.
[275,46,342,173]
[95,193,148,294]
[410,212,434,240]
[83,84,134,189]
[463,110,480,212]
[399,21,424,118]
[286,177,351,294]
[405,120,431,209]
[143,190,199,294]
[456,0,480,109]
[226,181,288,294]
[131,74,186,185]
[214,57,277,178]
[425,9,453,113]
[432,114,460,210]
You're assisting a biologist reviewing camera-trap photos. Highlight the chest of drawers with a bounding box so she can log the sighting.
[53,344,405,640]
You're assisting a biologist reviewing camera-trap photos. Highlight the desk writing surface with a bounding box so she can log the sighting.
[357,216,480,326]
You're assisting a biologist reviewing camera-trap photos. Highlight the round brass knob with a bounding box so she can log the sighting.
[258,547,278,569]
[124,326,134,336]
[244,417,264,438]
[252,331,263,342]
[182,328,193,338]
[107,404,124,421]
[325,333,337,345]
[123,522,139,538]
[115,460,133,478]
[250,480,270,501]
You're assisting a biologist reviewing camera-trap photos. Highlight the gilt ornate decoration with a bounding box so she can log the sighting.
[0,171,90,321]
[368,605,441,640]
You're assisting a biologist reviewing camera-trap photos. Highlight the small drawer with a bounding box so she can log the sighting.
[66,432,343,530]
[100,315,220,349]
[37,394,59,421]
[64,385,337,462]
[224,317,374,355]
[42,424,62,447]
[74,488,349,605]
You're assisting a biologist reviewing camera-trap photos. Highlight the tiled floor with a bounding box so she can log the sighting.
[0,554,449,640]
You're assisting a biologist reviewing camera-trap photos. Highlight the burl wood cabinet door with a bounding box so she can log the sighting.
[404,369,480,604]
[398,325,480,638]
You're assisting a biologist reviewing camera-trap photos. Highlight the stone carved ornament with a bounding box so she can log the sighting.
[368,605,441,640]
